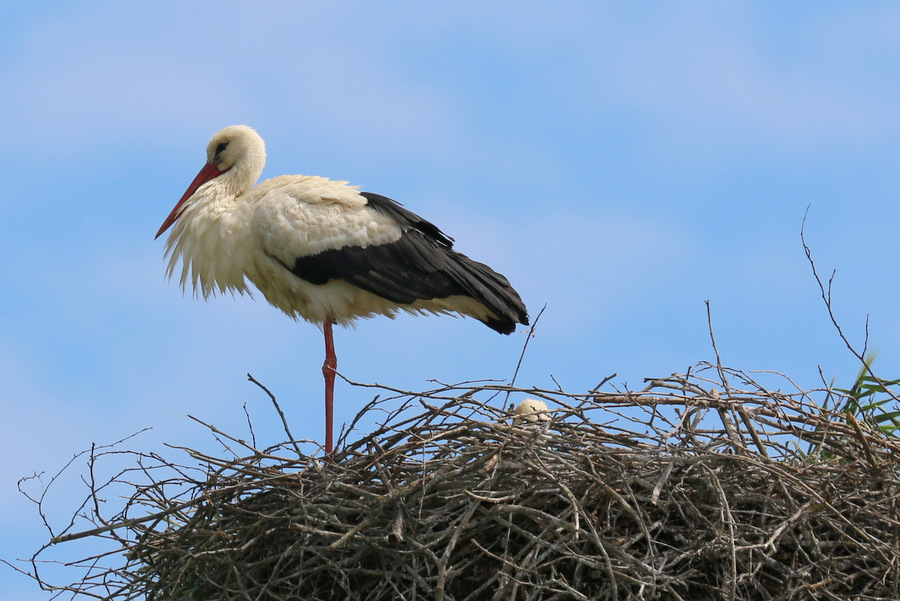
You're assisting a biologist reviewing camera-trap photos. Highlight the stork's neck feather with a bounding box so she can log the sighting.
[163,178,257,299]
[219,142,266,197]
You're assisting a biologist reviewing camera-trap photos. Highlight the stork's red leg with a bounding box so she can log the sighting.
[322,320,337,455]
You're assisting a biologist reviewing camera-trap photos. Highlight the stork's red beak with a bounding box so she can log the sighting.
[155,162,226,239]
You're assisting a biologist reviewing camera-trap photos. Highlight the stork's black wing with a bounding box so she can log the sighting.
[289,192,528,334]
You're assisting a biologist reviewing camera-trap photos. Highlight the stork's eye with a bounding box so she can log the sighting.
[215,141,229,156]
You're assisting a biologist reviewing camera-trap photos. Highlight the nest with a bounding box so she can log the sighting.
[23,365,900,600]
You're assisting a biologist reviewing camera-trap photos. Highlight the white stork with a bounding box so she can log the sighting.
[156,125,529,454]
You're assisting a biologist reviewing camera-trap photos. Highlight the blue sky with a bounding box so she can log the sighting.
[4,2,900,598]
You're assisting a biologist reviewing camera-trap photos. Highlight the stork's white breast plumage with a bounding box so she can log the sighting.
[156,124,528,454]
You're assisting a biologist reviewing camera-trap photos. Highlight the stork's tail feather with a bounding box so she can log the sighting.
[448,253,529,335]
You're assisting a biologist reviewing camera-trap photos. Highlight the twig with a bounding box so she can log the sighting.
[801,207,900,405]
[509,303,546,389]
[247,373,302,456]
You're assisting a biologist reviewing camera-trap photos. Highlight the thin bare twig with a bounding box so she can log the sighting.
[247,373,302,455]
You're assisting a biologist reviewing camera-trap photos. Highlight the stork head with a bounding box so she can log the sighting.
[155,125,267,239]
[207,125,267,175]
